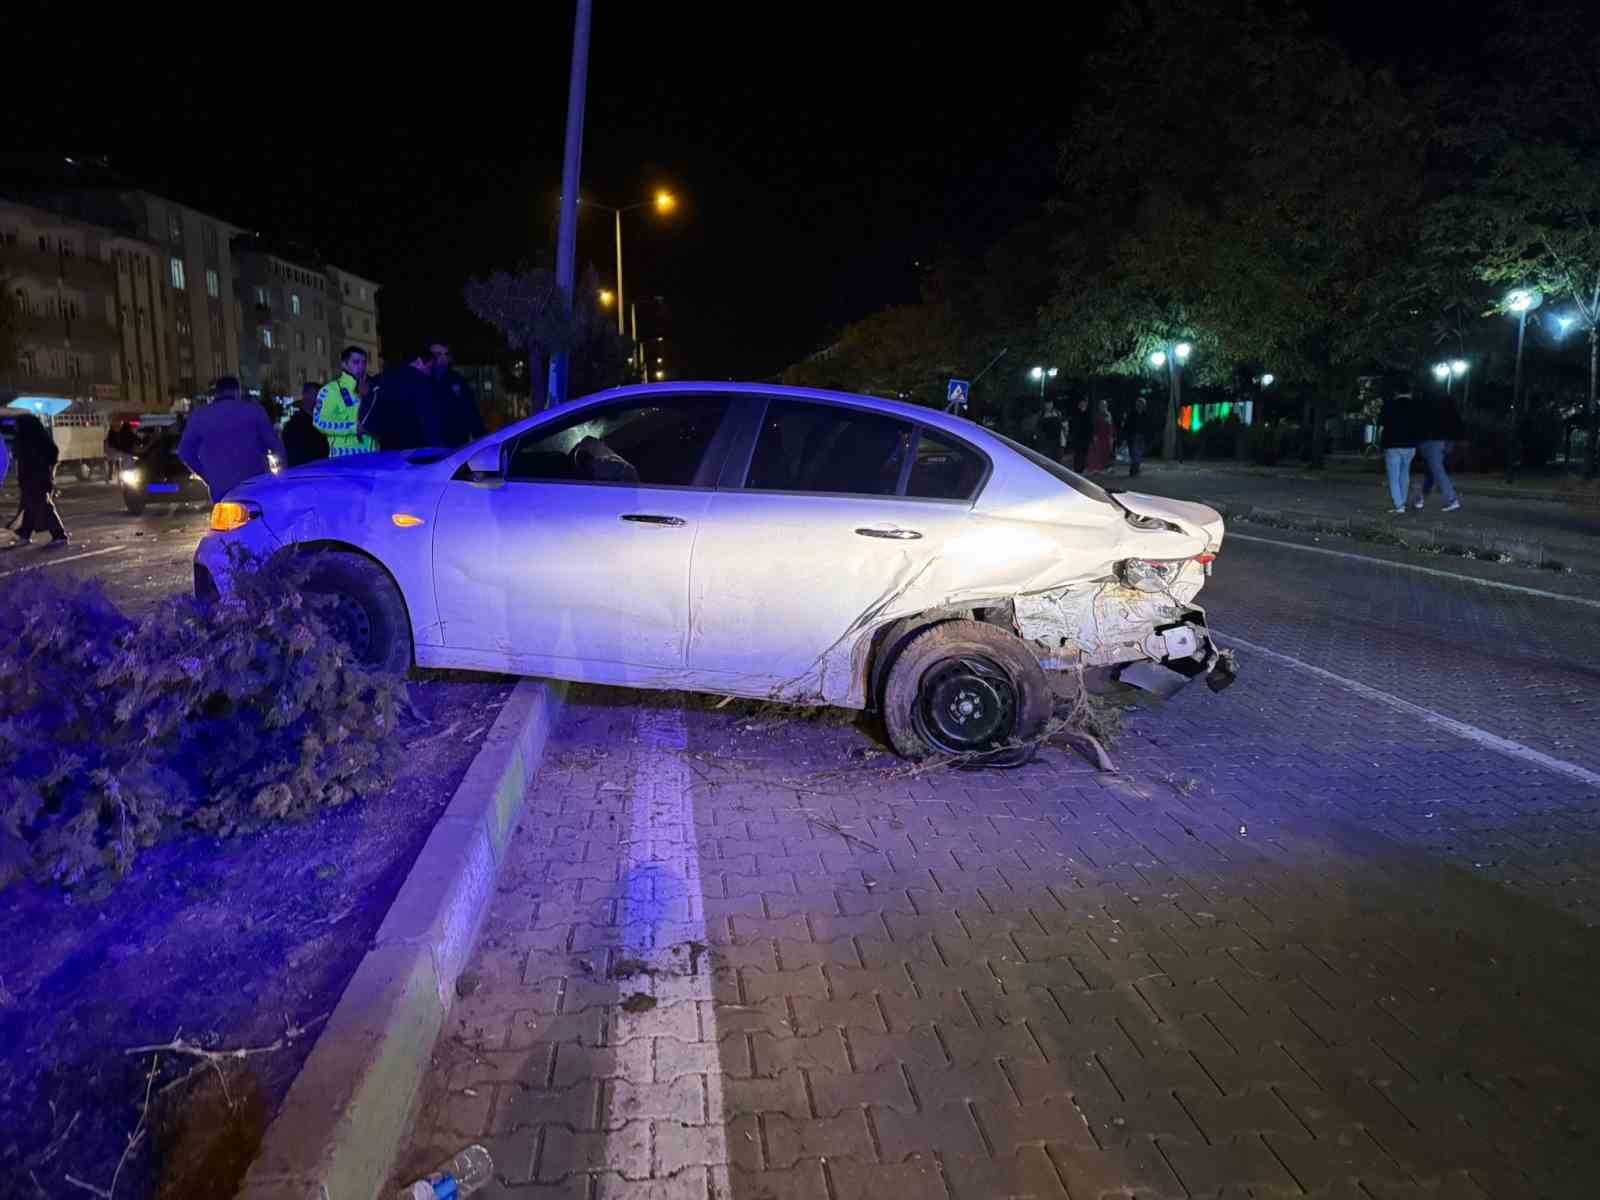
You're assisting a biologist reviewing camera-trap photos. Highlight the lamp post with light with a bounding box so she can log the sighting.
[1430,358,1468,396]
[1029,365,1058,400]
[1505,289,1541,482]
[1149,340,1192,461]
[582,190,676,336]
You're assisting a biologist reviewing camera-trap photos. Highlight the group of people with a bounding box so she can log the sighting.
[1378,388,1462,514]
[179,340,486,504]
[1034,394,1151,477]
[3,340,488,550]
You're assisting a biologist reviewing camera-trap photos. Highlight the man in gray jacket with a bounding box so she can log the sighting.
[178,377,285,502]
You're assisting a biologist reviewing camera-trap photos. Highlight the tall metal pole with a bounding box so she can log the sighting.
[1163,345,1181,461]
[1587,317,1598,480]
[548,0,591,408]
[630,302,639,379]
[1508,308,1527,482]
[614,208,626,336]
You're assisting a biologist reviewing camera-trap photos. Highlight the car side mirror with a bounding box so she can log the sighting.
[466,443,503,478]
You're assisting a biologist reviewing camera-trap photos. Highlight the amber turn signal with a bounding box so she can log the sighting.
[209,501,257,532]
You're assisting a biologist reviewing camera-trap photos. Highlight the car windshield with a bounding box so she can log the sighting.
[989,430,1116,506]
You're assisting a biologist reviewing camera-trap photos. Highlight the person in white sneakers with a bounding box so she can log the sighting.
[1415,390,1462,512]
[1378,387,1421,515]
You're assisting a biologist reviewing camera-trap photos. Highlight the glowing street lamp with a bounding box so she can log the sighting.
[1259,373,1275,387]
[1431,359,1468,394]
[1029,365,1058,399]
[598,289,614,307]
[1504,288,1542,482]
[583,189,679,335]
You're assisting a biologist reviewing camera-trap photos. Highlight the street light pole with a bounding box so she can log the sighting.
[549,0,592,408]
[1505,288,1540,483]
[614,208,625,337]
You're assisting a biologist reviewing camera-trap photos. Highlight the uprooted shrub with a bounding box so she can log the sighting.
[0,553,404,890]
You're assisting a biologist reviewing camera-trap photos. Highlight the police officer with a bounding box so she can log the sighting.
[313,346,376,457]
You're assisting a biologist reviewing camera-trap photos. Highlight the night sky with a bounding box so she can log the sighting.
[8,2,1472,381]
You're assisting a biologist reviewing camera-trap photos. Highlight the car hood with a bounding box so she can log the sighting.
[1114,491,1225,551]
[281,448,455,478]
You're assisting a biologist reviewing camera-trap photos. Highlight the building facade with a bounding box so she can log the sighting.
[325,265,382,370]
[0,197,174,411]
[11,187,242,403]
[232,243,334,397]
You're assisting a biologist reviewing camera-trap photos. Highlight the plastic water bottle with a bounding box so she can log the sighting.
[397,1144,494,1199]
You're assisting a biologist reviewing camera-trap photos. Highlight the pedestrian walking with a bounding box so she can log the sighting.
[429,342,486,447]
[314,346,377,456]
[9,412,68,548]
[282,382,330,467]
[177,376,287,501]
[1123,394,1149,477]
[367,348,441,451]
[1086,398,1116,473]
[1379,387,1421,514]
[1034,400,1065,460]
[1415,391,1462,513]
[1069,397,1095,474]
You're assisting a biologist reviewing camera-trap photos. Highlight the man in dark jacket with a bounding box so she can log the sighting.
[367,349,441,451]
[282,383,330,467]
[10,413,68,547]
[429,342,486,447]
[1378,388,1422,514]
[1415,392,1462,512]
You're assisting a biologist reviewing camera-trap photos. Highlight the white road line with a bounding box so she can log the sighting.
[1226,532,1600,610]
[0,544,123,579]
[1218,631,1600,788]
[611,707,729,1175]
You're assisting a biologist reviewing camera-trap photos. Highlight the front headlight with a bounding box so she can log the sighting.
[120,468,142,486]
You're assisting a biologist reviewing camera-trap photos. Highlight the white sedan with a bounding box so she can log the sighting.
[195,383,1235,759]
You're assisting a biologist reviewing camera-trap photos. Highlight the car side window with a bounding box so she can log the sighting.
[905,429,985,501]
[744,399,913,496]
[506,396,730,486]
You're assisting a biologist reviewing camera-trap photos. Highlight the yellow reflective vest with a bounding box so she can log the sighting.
[313,371,375,456]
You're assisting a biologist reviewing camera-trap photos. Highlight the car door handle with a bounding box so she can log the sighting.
[855,526,922,540]
[620,513,686,527]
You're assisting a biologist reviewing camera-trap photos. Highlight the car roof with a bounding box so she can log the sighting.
[574,381,992,440]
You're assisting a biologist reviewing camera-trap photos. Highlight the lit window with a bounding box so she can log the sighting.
[359,285,368,301]
[316,335,326,355]
[295,331,305,351]
[255,285,269,308]
[260,327,273,349]
[170,257,186,290]
[290,292,301,316]
[168,212,183,243]
[205,268,219,297]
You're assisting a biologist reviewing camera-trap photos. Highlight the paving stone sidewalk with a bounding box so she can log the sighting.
[398,669,1600,1199]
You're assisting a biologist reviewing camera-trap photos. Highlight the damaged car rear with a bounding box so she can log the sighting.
[194,382,1235,763]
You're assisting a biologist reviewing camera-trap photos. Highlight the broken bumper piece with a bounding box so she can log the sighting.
[1116,624,1238,699]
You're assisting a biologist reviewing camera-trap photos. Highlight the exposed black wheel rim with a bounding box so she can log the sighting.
[328,593,375,660]
[914,655,1018,754]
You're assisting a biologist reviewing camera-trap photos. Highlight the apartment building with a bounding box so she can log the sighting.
[325,265,382,371]
[232,242,334,395]
[0,197,174,410]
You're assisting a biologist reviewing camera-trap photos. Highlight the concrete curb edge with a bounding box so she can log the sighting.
[237,677,568,1200]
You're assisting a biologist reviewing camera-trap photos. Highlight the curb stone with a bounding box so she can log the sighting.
[236,678,568,1200]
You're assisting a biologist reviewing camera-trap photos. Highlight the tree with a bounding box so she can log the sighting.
[1426,2,1600,477]
[1043,0,1442,464]
[464,264,629,406]
[781,302,960,406]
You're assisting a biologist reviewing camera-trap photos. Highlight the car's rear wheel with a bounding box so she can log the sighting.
[123,489,145,515]
[883,619,1051,765]
[301,551,413,674]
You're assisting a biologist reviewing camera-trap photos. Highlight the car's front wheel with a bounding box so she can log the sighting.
[301,551,413,675]
[122,489,145,515]
[882,619,1051,764]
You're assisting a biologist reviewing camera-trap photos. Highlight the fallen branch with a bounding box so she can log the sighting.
[64,1055,156,1199]
[126,1013,328,1107]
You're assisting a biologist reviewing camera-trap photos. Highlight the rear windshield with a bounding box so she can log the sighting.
[990,431,1116,506]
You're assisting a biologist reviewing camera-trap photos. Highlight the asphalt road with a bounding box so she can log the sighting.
[0,475,210,613]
